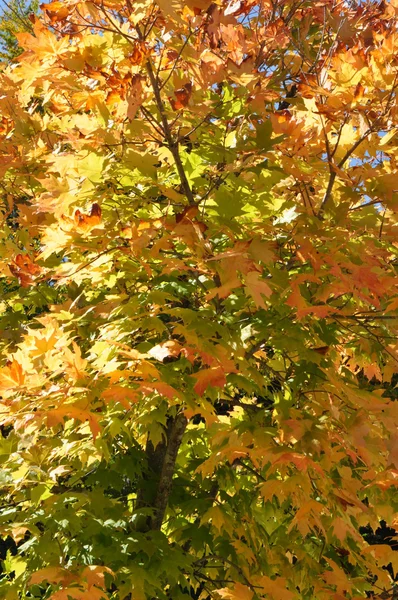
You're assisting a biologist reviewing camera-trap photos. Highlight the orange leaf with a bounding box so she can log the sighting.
[217,583,253,600]
[9,254,41,287]
[169,82,193,110]
[102,385,138,409]
[43,407,101,440]
[193,366,226,395]
[81,565,114,590]
[245,271,272,308]
[41,1,72,21]
[30,566,74,586]
[0,360,25,393]
[74,203,102,231]
[140,381,182,400]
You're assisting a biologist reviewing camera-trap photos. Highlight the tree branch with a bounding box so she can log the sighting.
[318,127,373,218]
[136,26,196,206]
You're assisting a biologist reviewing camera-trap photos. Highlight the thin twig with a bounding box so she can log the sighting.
[159,31,193,91]
[318,127,373,217]
[0,0,33,31]
[137,25,196,206]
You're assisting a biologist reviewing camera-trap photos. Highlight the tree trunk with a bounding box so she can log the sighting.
[135,413,187,531]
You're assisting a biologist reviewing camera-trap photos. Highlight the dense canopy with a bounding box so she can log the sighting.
[0,0,397,599]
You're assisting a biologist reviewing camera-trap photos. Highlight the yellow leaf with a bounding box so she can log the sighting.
[63,342,88,381]
[379,128,397,146]
[200,506,226,534]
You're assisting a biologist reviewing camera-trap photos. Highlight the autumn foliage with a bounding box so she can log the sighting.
[0,0,398,598]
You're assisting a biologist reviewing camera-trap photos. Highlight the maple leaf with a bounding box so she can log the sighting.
[30,567,75,586]
[257,576,294,600]
[201,505,228,533]
[81,565,114,590]
[244,271,273,308]
[9,254,41,287]
[322,558,352,594]
[102,385,138,409]
[0,360,25,394]
[249,237,277,264]
[41,1,72,22]
[140,381,182,400]
[169,82,193,110]
[192,366,227,395]
[63,342,88,381]
[147,340,183,362]
[60,203,102,234]
[216,583,254,600]
[44,406,101,440]
[0,2,398,599]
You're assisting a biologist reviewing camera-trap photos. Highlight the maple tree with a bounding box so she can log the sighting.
[0,0,398,598]
[0,0,39,61]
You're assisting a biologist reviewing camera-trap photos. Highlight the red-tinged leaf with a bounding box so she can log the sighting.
[331,517,352,542]
[367,471,398,490]
[169,82,193,110]
[334,490,367,512]
[7,525,29,543]
[42,407,101,440]
[354,81,365,101]
[102,385,138,409]
[140,381,182,400]
[193,366,226,395]
[106,90,122,106]
[129,42,147,66]
[74,203,102,230]
[273,452,324,476]
[285,285,309,312]
[9,254,41,287]
[322,558,352,594]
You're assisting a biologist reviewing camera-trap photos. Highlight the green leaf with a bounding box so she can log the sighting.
[77,152,105,183]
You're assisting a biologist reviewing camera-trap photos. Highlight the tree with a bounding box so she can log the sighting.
[0,0,38,62]
[0,0,397,598]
